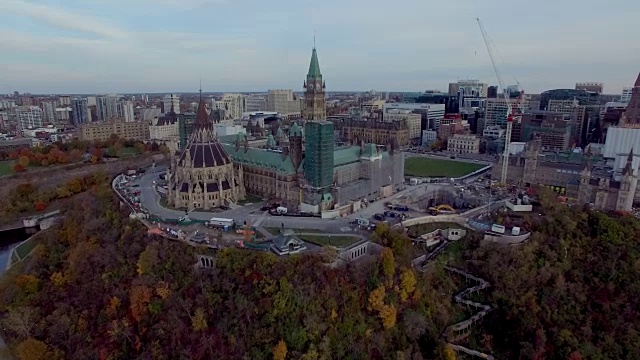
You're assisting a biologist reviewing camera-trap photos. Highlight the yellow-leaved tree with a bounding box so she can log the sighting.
[273,339,287,360]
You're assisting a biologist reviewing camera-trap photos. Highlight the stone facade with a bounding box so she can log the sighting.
[168,96,246,210]
[495,139,638,211]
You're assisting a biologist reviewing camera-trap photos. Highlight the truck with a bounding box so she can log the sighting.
[490,224,506,234]
[208,217,235,230]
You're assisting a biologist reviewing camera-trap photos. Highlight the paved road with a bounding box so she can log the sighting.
[131,166,353,233]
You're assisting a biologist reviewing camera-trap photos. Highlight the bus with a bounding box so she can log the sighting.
[208,217,235,230]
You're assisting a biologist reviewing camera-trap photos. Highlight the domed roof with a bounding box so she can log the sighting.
[177,96,231,168]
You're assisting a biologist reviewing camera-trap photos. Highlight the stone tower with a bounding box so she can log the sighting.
[289,122,303,175]
[616,148,637,211]
[303,47,326,122]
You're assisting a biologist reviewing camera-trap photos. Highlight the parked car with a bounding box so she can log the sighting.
[219,205,230,210]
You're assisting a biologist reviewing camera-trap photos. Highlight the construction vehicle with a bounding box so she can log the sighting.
[477,18,525,187]
[428,204,456,215]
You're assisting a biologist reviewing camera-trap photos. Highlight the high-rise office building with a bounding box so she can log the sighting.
[245,94,267,112]
[163,94,180,114]
[303,47,326,121]
[71,98,90,126]
[266,89,300,115]
[216,93,245,120]
[448,79,488,98]
[487,86,498,98]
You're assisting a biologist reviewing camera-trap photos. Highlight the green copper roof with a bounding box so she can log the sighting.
[362,143,379,158]
[223,144,299,175]
[290,122,303,137]
[266,134,276,148]
[333,146,362,167]
[307,48,322,79]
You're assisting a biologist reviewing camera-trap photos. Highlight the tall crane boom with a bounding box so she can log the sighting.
[476,18,523,185]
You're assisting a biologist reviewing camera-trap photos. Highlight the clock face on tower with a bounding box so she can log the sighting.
[315,83,321,91]
[308,83,314,91]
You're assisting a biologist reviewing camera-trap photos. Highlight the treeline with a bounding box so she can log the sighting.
[0,184,462,360]
[0,172,108,219]
[468,203,640,359]
[1,135,169,173]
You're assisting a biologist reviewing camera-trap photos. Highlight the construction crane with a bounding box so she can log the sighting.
[477,18,524,185]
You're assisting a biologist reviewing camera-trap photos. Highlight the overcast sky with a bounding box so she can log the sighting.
[0,0,638,95]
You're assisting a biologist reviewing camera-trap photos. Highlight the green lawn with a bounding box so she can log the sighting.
[0,160,14,176]
[266,227,326,235]
[404,157,484,178]
[298,234,360,248]
[117,147,140,157]
[15,235,40,259]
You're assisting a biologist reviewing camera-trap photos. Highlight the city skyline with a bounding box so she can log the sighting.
[0,0,639,94]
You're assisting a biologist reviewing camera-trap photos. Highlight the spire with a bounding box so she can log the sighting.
[635,72,640,87]
[622,148,634,176]
[307,47,322,79]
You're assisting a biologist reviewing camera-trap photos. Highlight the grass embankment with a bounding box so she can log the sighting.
[298,234,360,248]
[404,157,484,178]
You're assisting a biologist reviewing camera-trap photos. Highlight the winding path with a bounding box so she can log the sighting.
[417,241,495,359]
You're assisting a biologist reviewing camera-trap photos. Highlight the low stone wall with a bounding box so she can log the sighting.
[484,232,531,245]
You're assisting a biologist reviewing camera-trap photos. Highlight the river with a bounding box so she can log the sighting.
[0,227,37,275]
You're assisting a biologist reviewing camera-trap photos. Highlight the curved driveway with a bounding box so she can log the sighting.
[133,166,351,233]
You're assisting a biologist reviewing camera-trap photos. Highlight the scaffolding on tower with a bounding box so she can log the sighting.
[477,18,525,185]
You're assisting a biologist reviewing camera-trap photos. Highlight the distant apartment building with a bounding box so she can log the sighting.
[245,94,267,112]
[0,100,16,109]
[13,106,44,130]
[448,134,480,154]
[575,82,603,94]
[547,99,588,145]
[162,94,180,114]
[96,95,121,121]
[79,119,150,142]
[383,110,422,140]
[57,96,71,107]
[266,89,301,115]
[71,98,90,126]
[55,107,71,124]
[41,101,56,124]
[117,100,135,122]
